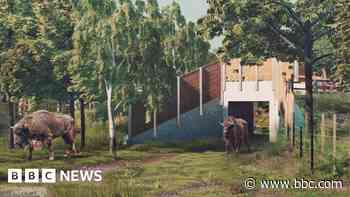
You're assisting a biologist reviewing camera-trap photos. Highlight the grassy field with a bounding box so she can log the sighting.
[1,131,349,197]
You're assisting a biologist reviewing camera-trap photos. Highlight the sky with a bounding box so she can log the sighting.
[157,0,222,50]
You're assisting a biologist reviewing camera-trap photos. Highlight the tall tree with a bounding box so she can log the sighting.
[70,0,135,158]
[335,0,350,91]
[199,0,336,173]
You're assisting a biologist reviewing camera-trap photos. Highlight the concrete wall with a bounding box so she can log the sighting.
[223,81,280,143]
[224,81,273,102]
[130,99,223,144]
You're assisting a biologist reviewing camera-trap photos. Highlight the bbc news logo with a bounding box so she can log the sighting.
[8,169,102,183]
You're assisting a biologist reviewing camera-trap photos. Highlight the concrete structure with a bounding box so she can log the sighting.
[223,58,295,142]
[129,58,297,144]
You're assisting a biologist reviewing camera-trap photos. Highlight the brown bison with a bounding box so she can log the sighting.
[220,116,250,154]
[11,110,79,160]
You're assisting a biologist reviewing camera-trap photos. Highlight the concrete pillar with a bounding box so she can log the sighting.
[177,76,181,127]
[270,58,280,143]
[199,67,203,116]
[272,58,279,92]
[220,63,225,105]
[239,61,243,91]
[294,60,299,82]
[269,99,279,143]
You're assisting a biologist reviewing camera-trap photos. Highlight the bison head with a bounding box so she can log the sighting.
[219,119,236,133]
[11,124,30,149]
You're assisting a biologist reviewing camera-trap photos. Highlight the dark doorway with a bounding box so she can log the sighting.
[228,102,254,133]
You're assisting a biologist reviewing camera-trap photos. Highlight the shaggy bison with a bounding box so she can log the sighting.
[11,110,79,160]
[220,116,250,154]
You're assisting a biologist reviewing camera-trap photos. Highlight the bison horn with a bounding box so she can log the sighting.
[218,122,224,127]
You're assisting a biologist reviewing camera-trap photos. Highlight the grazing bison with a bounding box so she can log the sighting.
[220,116,250,154]
[11,110,78,160]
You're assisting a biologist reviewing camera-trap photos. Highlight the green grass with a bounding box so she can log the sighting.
[1,133,349,197]
[47,138,350,197]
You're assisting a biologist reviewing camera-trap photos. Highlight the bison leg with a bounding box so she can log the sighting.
[25,143,33,161]
[226,143,231,154]
[47,138,54,160]
[62,133,74,157]
[226,140,235,154]
[245,136,251,152]
[234,141,239,153]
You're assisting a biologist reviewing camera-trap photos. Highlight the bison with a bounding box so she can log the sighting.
[220,116,250,154]
[11,110,79,160]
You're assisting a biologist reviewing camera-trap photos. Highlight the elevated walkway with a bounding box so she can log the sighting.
[129,58,300,144]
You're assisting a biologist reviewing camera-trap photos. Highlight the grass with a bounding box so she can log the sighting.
[47,136,350,197]
[1,132,349,197]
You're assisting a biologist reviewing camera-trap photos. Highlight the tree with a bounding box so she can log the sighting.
[162,2,210,74]
[335,0,350,91]
[199,0,336,173]
[0,0,75,148]
[70,0,136,159]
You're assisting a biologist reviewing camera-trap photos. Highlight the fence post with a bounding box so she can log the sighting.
[292,111,296,147]
[79,98,86,149]
[299,127,303,158]
[177,76,181,127]
[333,113,337,174]
[153,109,158,138]
[8,101,15,149]
[321,113,325,154]
[256,64,259,91]
[128,105,132,140]
[199,67,203,116]
[8,127,14,149]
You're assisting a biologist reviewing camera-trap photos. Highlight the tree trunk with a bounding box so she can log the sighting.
[106,84,117,159]
[69,94,75,120]
[8,101,15,149]
[304,23,315,174]
[80,98,86,149]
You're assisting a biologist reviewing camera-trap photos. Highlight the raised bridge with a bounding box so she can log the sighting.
[129,58,299,144]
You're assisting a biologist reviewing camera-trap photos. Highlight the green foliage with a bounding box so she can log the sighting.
[69,0,210,111]
[199,0,336,64]
[0,0,74,101]
[314,93,350,113]
[335,0,350,91]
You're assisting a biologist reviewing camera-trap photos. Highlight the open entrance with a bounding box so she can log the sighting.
[228,101,270,134]
[228,102,254,133]
[255,102,270,134]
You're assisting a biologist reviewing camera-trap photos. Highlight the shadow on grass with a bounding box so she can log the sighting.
[127,133,270,154]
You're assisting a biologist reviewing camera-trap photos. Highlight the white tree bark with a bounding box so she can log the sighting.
[106,81,116,159]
